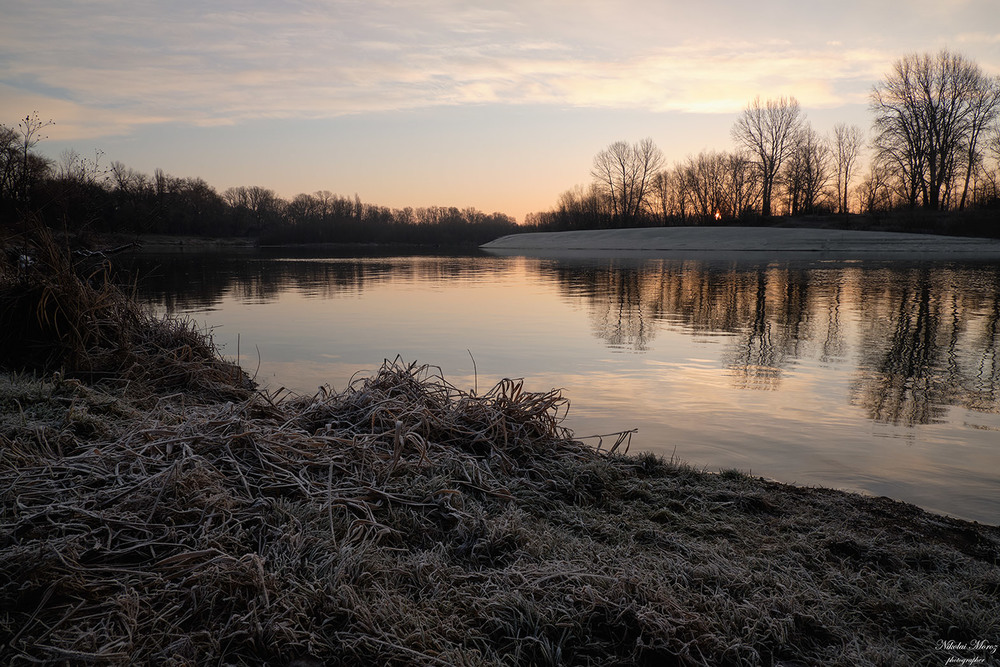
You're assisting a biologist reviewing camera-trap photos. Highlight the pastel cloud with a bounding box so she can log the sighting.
[1,0,996,140]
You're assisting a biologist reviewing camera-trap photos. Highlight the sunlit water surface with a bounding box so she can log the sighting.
[126,249,1000,524]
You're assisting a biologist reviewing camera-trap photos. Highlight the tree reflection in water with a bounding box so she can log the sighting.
[121,249,511,310]
[851,267,1000,426]
[543,258,1000,426]
[124,251,1000,430]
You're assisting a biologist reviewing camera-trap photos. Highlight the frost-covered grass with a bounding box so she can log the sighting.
[1,227,998,666]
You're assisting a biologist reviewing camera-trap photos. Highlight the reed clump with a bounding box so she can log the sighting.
[0,223,251,402]
[1,232,999,666]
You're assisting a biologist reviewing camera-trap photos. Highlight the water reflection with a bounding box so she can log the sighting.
[541,259,1000,425]
[123,249,509,311]
[543,262,814,390]
[121,251,1000,521]
[125,252,1000,430]
[851,268,1000,426]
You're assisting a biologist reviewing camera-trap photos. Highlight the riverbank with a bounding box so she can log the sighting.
[2,231,999,666]
[481,226,1000,259]
[126,234,258,251]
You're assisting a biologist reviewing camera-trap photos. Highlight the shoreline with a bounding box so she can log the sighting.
[481,225,1000,259]
[3,229,1000,665]
[3,361,999,665]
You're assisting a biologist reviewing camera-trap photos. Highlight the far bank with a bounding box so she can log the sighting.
[482,225,1000,259]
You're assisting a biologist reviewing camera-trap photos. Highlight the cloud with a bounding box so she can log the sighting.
[0,0,986,139]
[957,32,1000,43]
[0,84,173,141]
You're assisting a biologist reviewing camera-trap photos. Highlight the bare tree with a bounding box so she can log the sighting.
[110,161,150,196]
[831,123,864,214]
[683,151,727,221]
[247,186,282,235]
[857,162,894,214]
[871,50,1000,211]
[0,124,20,202]
[313,190,336,220]
[651,164,694,223]
[12,112,54,206]
[56,148,104,187]
[223,186,249,210]
[731,96,803,217]
[783,124,832,215]
[223,185,283,235]
[591,138,664,227]
[664,151,759,223]
[723,151,760,220]
[288,193,320,222]
[991,126,1000,167]
[647,170,672,225]
[958,70,1000,209]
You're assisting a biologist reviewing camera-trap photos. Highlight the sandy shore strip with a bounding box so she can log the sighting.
[481,226,1000,259]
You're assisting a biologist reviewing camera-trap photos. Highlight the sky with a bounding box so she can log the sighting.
[2,0,999,222]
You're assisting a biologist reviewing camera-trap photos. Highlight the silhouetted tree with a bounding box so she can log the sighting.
[731,96,803,217]
[16,112,54,207]
[647,171,672,225]
[871,50,1000,211]
[223,186,283,236]
[654,151,758,224]
[723,151,760,220]
[682,151,726,222]
[856,161,894,214]
[958,69,1000,210]
[831,123,864,214]
[45,148,111,232]
[0,124,23,207]
[783,123,831,215]
[58,148,105,186]
[547,184,609,230]
[647,166,692,223]
[109,160,155,232]
[154,175,227,235]
[591,138,664,227]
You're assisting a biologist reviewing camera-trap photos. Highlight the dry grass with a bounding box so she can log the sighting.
[1,229,999,666]
[0,221,251,402]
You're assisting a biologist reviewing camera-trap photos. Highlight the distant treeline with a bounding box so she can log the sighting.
[0,119,517,246]
[526,50,1000,237]
[5,49,1000,244]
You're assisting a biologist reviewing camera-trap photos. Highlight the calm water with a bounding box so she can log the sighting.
[125,249,1000,524]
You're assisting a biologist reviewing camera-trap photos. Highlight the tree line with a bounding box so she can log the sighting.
[4,49,999,245]
[0,119,517,246]
[526,50,1000,233]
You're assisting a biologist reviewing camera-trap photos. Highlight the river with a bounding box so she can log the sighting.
[124,248,1000,524]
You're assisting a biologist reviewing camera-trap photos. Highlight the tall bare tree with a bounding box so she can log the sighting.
[723,151,760,220]
[0,124,20,203]
[871,50,1000,211]
[683,151,727,221]
[9,112,54,207]
[591,138,664,227]
[783,124,831,215]
[831,123,864,214]
[647,170,672,225]
[652,165,694,223]
[958,70,1000,209]
[731,96,803,217]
